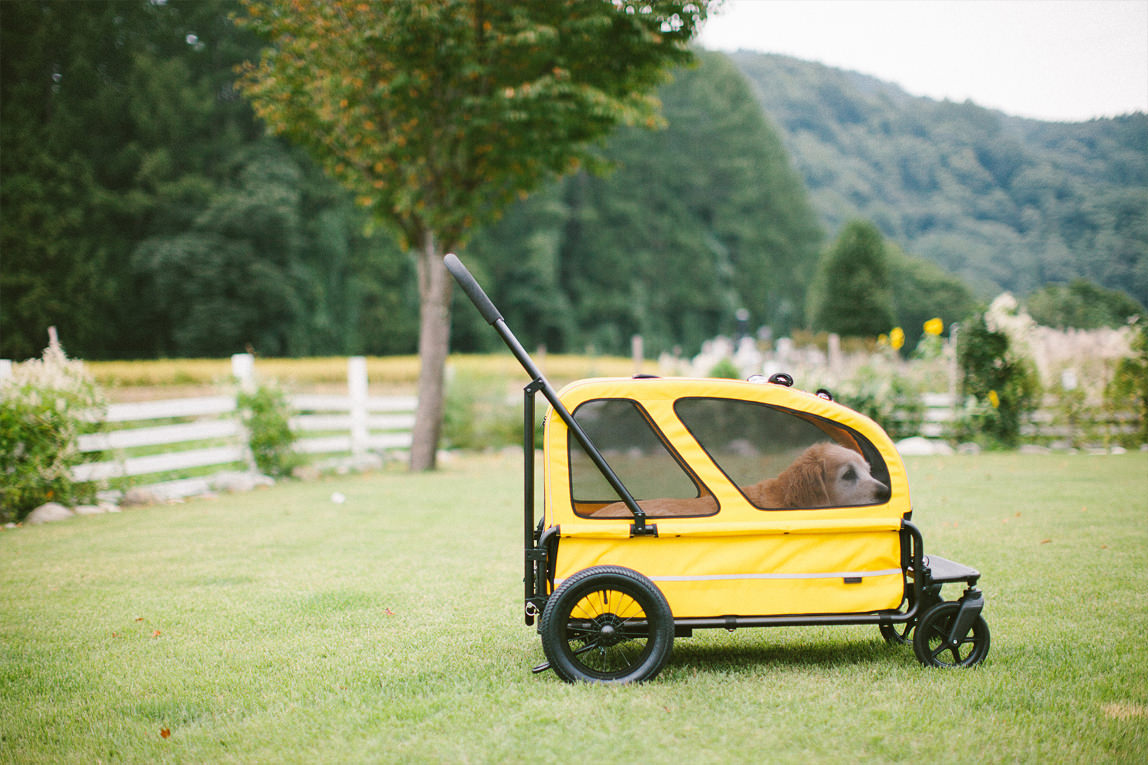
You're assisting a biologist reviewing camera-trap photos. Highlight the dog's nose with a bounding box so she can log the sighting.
[876,482,891,502]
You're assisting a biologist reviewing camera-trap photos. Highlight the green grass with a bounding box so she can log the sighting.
[2,452,1146,763]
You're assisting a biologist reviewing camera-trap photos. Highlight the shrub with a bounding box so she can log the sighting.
[0,343,106,522]
[442,374,525,451]
[237,383,299,477]
[1107,319,1148,446]
[707,357,742,380]
[837,363,925,441]
[957,308,1041,447]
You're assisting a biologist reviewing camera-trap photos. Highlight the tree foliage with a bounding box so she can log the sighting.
[237,0,706,254]
[459,51,823,355]
[809,220,895,337]
[957,312,1041,448]
[1,0,405,360]
[887,243,976,349]
[1024,279,1144,330]
[1109,321,1148,444]
[234,0,712,469]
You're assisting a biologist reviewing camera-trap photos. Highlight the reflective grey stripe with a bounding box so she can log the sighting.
[647,569,902,582]
[553,569,902,588]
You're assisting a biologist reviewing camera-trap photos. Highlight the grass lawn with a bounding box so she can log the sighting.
[2,451,1146,763]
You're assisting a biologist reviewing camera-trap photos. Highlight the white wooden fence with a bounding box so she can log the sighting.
[70,355,416,495]
[902,391,1138,446]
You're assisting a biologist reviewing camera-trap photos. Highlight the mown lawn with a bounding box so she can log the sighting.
[2,451,1145,763]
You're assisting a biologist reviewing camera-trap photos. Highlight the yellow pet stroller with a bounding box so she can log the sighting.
[447,255,990,684]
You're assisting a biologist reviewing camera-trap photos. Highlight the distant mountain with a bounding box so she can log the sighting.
[725,52,1148,310]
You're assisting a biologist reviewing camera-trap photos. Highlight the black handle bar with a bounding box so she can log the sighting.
[445,253,502,325]
[443,253,654,536]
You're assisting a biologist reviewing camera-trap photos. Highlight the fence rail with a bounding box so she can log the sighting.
[70,355,416,494]
[897,391,1138,445]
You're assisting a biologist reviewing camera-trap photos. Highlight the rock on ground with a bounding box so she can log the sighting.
[24,502,75,525]
[895,437,955,456]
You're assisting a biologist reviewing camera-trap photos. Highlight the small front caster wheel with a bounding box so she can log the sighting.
[912,602,990,668]
[539,566,674,684]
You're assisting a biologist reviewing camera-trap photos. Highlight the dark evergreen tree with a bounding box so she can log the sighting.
[1,0,413,360]
[810,220,895,337]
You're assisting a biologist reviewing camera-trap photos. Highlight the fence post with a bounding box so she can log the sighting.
[348,356,368,459]
[0,360,11,382]
[231,353,255,392]
[230,353,257,471]
[828,333,842,375]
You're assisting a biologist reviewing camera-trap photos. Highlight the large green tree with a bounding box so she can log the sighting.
[810,220,896,337]
[559,50,823,349]
[236,0,712,470]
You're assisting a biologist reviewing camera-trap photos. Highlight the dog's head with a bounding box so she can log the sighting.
[775,442,890,508]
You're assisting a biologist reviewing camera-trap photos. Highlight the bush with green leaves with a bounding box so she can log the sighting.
[707,358,742,380]
[0,343,106,522]
[1107,319,1148,446]
[956,311,1041,447]
[837,362,925,441]
[442,374,525,451]
[237,383,298,477]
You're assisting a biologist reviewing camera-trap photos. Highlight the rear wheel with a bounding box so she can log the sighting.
[912,601,990,667]
[539,566,674,684]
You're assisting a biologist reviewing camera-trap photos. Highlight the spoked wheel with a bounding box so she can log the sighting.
[912,602,991,668]
[539,566,674,684]
[879,620,914,645]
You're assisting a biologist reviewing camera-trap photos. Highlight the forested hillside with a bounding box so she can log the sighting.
[728,52,1148,310]
[3,2,1143,362]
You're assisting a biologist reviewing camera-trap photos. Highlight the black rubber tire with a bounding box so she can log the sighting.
[539,566,674,684]
[912,601,991,668]
[879,621,914,645]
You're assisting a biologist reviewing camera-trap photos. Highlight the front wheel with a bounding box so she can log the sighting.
[539,566,674,684]
[912,602,990,667]
[879,620,914,645]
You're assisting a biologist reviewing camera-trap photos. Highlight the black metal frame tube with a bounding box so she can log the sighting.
[523,382,538,623]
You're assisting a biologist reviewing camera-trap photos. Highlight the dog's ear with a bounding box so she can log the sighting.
[779,447,831,508]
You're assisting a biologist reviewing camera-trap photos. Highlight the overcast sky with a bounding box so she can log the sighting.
[696,0,1148,122]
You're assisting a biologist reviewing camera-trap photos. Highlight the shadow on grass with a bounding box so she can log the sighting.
[663,632,915,676]
[516,630,918,685]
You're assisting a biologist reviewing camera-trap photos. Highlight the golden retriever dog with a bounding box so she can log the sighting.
[587,442,889,518]
[742,442,890,509]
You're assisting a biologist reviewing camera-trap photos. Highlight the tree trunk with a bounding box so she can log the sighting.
[409,232,453,471]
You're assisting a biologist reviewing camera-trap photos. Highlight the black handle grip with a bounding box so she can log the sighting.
[444,253,503,325]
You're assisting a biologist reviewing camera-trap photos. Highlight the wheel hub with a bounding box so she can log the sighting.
[592,614,626,647]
